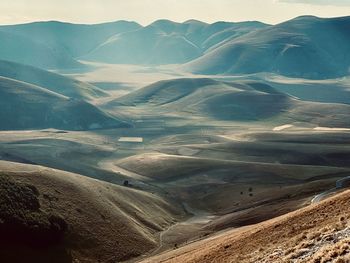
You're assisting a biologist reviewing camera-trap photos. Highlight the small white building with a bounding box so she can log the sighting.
[118,137,143,143]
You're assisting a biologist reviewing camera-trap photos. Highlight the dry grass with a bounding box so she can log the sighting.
[141,189,350,263]
[0,161,185,263]
[310,239,350,263]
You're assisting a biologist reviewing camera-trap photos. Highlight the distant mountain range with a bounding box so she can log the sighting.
[186,16,350,79]
[83,19,267,65]
[0,16,349,79]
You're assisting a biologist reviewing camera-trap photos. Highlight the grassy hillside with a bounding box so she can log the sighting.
[0,77,128,130]
[0,160,185,262]
[112,78,350,127]
[0,60,107,100]
[113,78,291,120]
[186,16,350,79]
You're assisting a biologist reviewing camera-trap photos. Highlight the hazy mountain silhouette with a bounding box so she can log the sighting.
[83,19,267,64]
[0,20,141,58]
[185,16,350,79]
[0,30,81,69]
[1,16,349,79]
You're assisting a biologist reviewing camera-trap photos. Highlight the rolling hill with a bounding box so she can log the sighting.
[0,160,185,263]
[110,78,290,120]
[262,74,350,105]
[111,78,350,127]
[186,16,350,79]
[0,76,128,130]
[83,20,267,65]
[0,60,107,100]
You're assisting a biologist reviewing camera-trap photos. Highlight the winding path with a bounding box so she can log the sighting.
[152,203,216,255]
[311,176,350,203]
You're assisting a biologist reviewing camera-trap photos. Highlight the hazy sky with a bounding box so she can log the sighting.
[1,0,350,25]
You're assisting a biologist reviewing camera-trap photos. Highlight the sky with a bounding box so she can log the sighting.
[0,0,350,26]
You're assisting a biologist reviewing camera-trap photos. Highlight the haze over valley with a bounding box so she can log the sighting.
[1,3,350,262]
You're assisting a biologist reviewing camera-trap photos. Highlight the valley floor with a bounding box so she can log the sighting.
[1,123,350,262]
[1,63,350,262]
